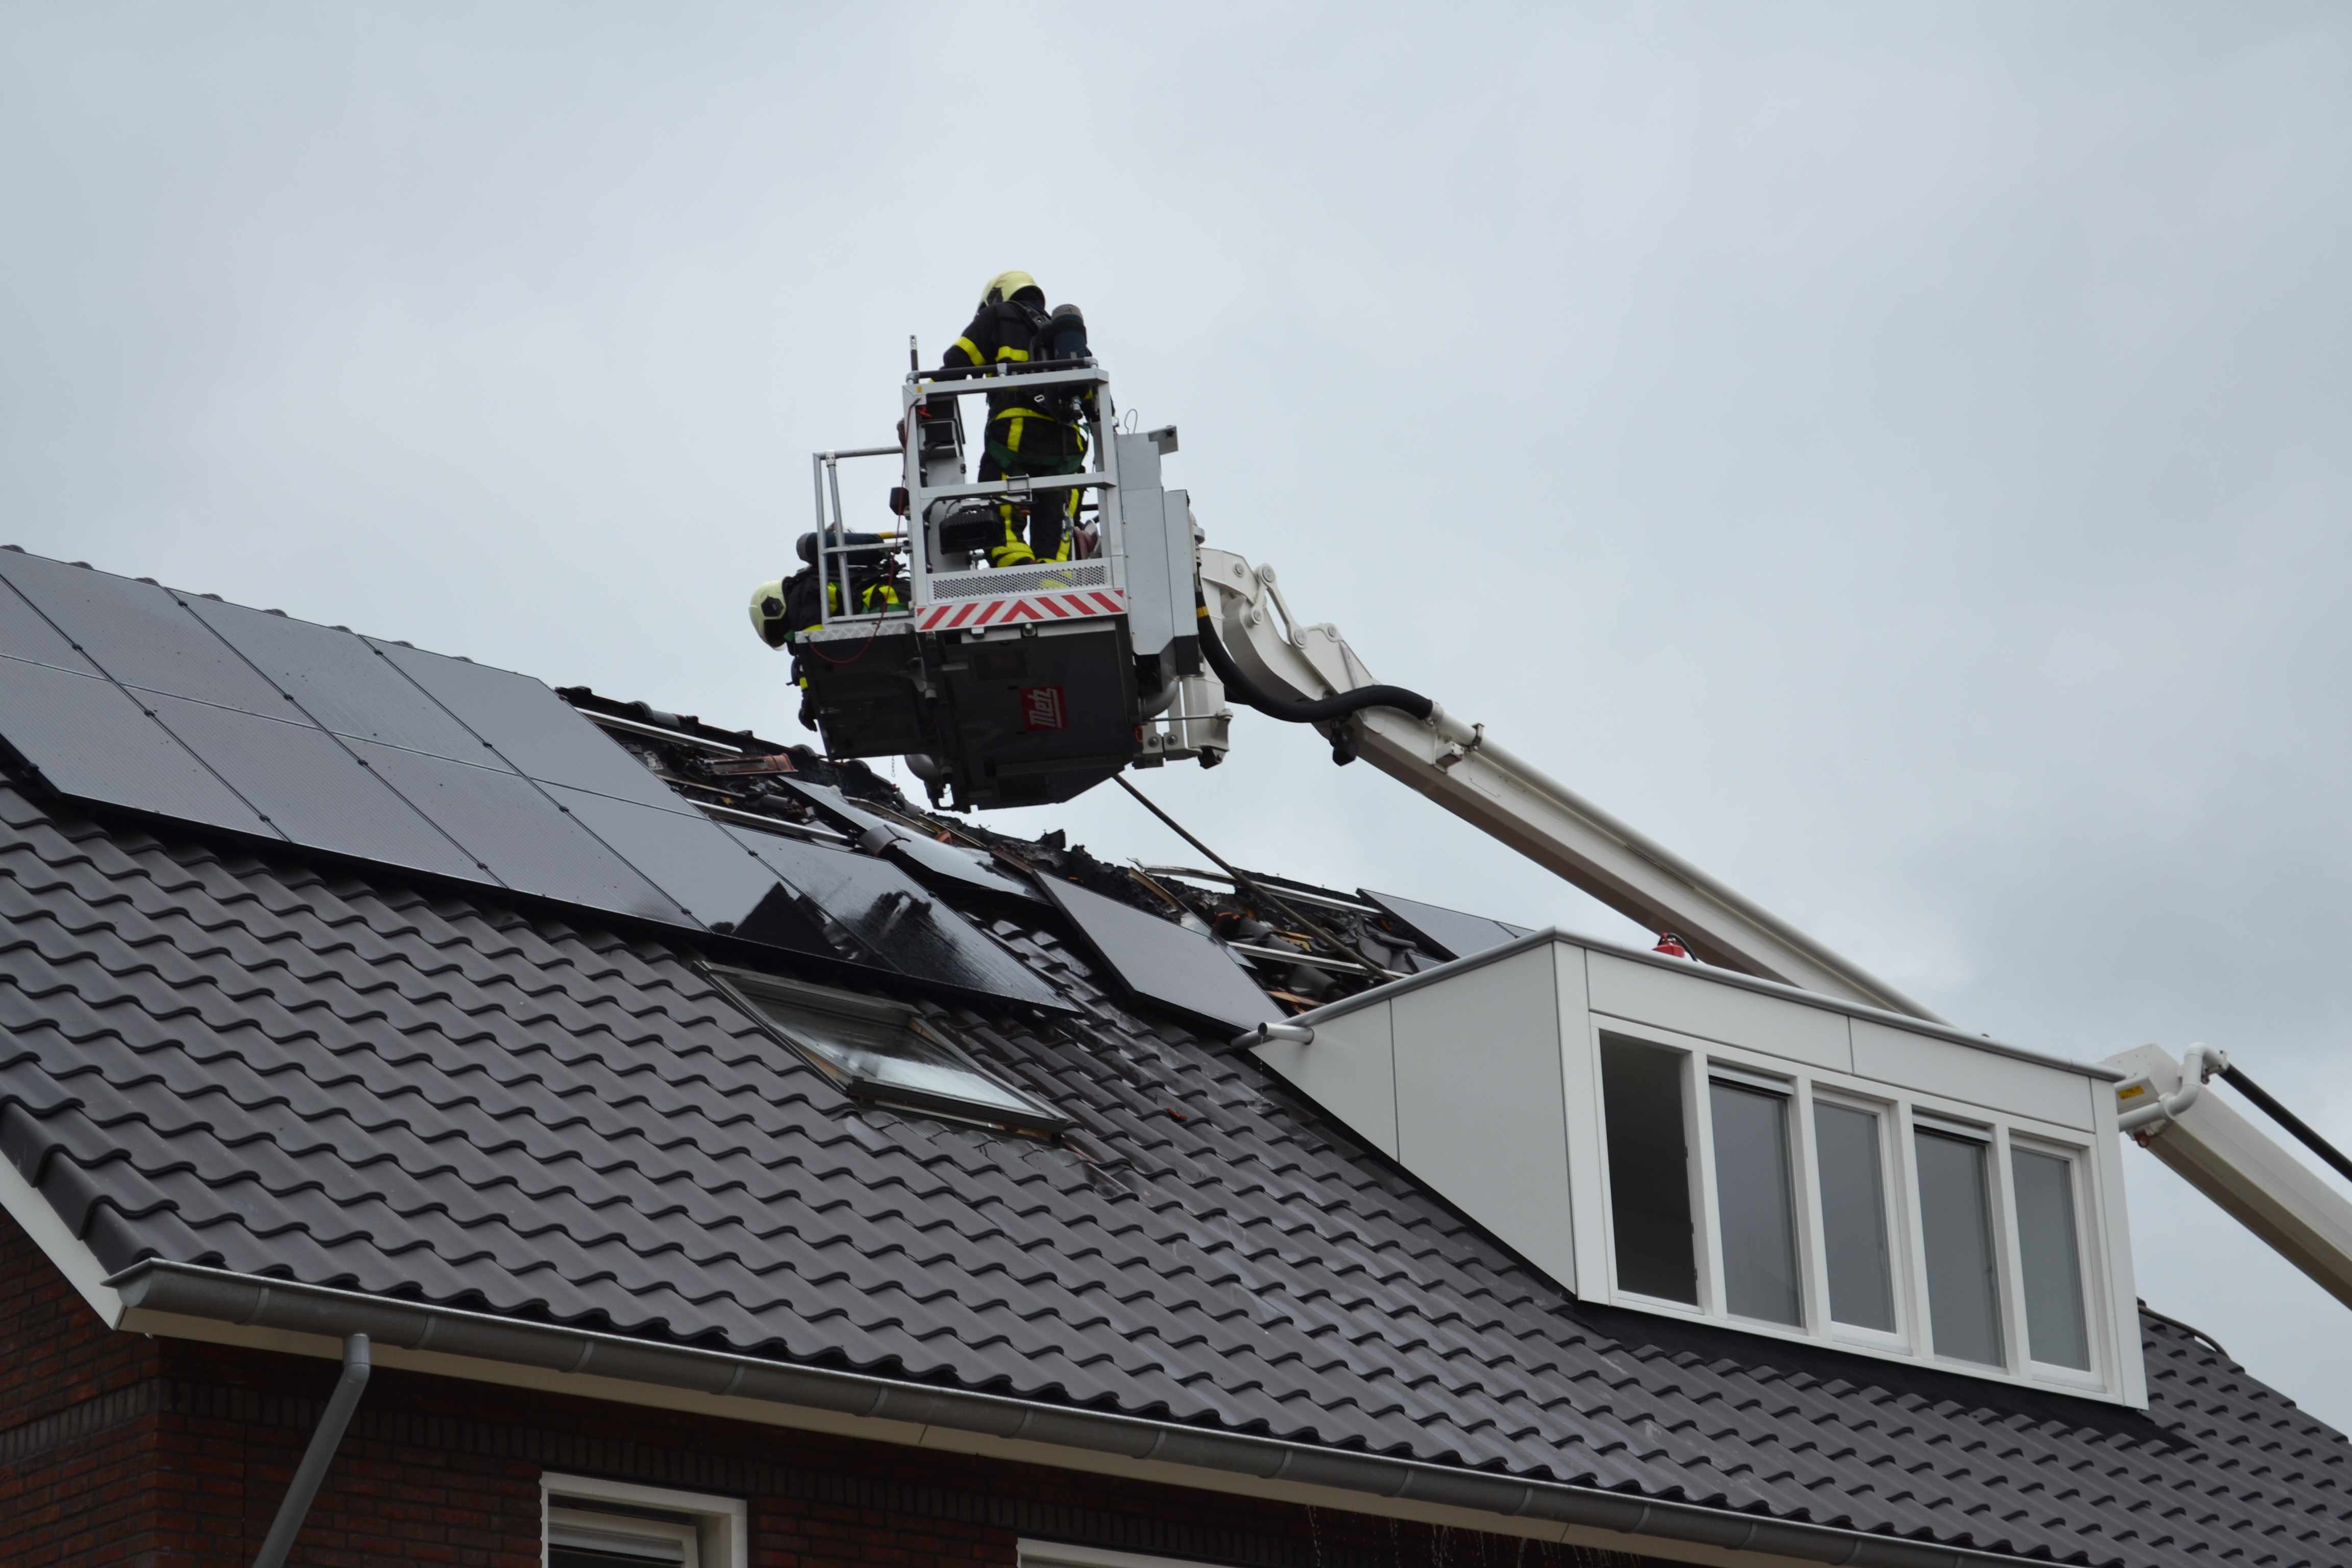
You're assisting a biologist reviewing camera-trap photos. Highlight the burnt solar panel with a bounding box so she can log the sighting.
[1359,888,1532,963]
[724,824,1063,1008]
[769,775,1045,904]
[1035,874,1279,1034]
[0,551,1062,1010]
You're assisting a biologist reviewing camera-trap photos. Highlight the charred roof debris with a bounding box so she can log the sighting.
[556,684,1463,1019]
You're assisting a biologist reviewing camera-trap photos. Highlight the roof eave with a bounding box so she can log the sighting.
[110,1259,2075,1568]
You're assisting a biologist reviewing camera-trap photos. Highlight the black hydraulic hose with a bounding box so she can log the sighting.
[2219,1064,2352,1186]
[1195,603,1434,725]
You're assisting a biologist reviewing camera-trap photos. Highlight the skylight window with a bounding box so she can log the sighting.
[707,966,1067,1136]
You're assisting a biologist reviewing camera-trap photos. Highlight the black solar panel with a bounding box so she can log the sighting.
[185,595,487,756]
[766,776,1045,903]
[1034,875,1279,1033]
[0,550,285,712]
[1359,889,1532,963]
[766,775,894,840]
[372,639,687,810]
[724,824,1066,1008]
[0,552,1068,1012]
[0,575,99,670]
[551,785,792,933]
[144,696,481,879]
[0,655,270,835]
[349,742,688,920]
[881,832,1047,902]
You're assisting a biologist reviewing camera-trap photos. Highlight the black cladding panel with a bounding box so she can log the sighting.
[184,596,491,757]
[0,656,273,836]
[0,552,284,712]
[1360,889,1530,964]
[724,824,1066,1009]
[371,639,688,810]
[1035,876,1279,1034]
[352,742,687,922]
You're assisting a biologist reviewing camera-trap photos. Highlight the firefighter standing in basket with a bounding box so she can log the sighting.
[940,270,1093,569]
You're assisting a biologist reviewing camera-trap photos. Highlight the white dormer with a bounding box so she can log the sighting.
[1254,930,2145,1407]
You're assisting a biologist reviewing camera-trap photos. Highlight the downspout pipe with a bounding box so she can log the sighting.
[251,1332,371,1568]
[118,1261,2043,1568]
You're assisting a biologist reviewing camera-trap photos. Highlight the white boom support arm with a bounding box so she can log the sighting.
[1195,548,1943,1021]
[2101,1044,2352,1310]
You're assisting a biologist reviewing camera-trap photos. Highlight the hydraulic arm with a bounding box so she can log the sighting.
[1193,546,1941,1021]
[1190,544,2352,1312]
[767,349,2352,1315]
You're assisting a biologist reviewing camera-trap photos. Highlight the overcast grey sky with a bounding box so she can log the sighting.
[6,4,2349,1427]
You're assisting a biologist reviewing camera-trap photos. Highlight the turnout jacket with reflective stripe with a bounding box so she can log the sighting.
[943,300,1085,432]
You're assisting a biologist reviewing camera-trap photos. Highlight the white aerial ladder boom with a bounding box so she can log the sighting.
[1189,546,1941,1020]
[767,347,2352,1316]
[2101,1043,2352,1310]
[1185,544,2352,1314]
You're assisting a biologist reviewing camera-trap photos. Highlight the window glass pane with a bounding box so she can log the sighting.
[1814,1102,1896,1332]
[2012,1148,2091,1370]
[548,1506,695,1566]
[712,968,1067,1133]
[1600,1036,1696,1304]
[1709,1081,1801,1325]
[753,998,1046,1118]
[1914,1129,2004,1365]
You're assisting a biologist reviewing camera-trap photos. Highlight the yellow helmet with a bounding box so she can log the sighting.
[748,579,792,648]
[982,270,1040,307]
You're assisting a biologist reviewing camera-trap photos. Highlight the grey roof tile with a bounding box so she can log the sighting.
[1,781,2347,1566]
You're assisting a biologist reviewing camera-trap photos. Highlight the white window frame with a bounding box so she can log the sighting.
[1582,1017,2120,1400]
[1020,1543,1224,1568]
[541,1473,747,1568]
[2002,1130,2111,1390]
[1805,1084,1912,1355]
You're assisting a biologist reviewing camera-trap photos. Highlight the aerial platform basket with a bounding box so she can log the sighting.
[788,355,1223,811]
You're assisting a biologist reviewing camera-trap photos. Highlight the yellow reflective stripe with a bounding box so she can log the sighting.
[995,346,1030,362]
[949,335,983,366]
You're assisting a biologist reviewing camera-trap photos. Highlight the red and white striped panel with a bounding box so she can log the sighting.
[916,589,1125,632]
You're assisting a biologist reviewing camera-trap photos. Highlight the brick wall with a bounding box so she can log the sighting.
[3,1210,1652,1568]
[1,1207,166,1565]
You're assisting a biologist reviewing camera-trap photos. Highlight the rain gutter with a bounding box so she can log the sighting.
[113,1260,2046,1568]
